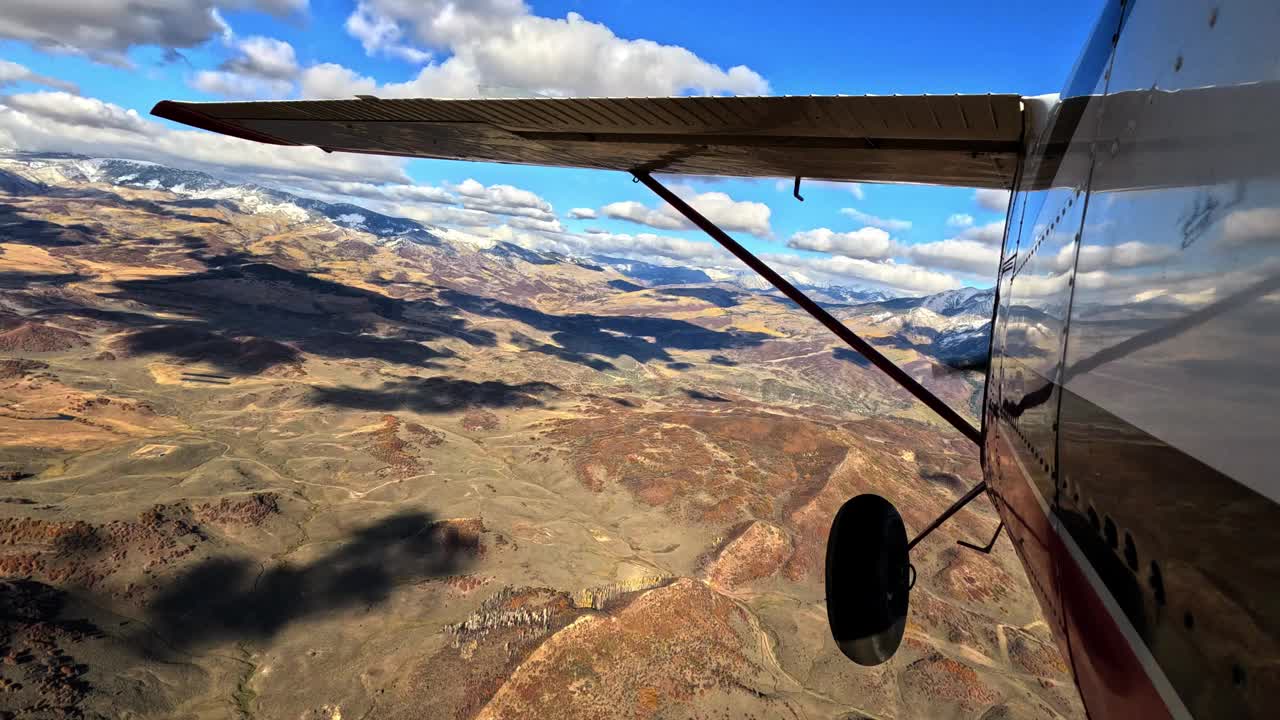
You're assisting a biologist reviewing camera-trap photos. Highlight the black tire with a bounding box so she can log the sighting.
[825,493,910,665]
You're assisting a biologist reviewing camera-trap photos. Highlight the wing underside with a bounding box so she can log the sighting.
[151,94,1025,189]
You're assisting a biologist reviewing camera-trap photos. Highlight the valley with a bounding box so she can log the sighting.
[0,153,1080,720]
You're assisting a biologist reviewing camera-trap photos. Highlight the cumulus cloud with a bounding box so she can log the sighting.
[0,60,79,93]
[601,200,687,230]
[225,36,298,79]
[568,207,596,219]
[299,63,379,98]
[888,219,1013,276]
[451,178,557,222]
[0,0,306,66]
[0,89,410,190]
[954,220,1006,246]
[1065,240,1176,273]
[191,71,292,99]
[312,180,455,205]
[682,191,772,237]
[2,92,148,133]
[839,208,911,232]
[601,189,772,237]
[581,232,734,264]
[947,213,974,228]
[329,178,561,234]
[192,36,299,98]
[974,188,1012,212]
[305,3,767,99]
[455,223,736,268]
[345,2,432,63]
[904,238,1000,275]
[1221,207,1280,247]
[763,253,962,295]
[786,227,893,260]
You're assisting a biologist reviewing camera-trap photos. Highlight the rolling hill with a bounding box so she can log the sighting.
[0,151,1076,720]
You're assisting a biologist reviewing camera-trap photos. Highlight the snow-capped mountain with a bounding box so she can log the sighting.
[3,152,443,245]
[854,287,995,370]
[917,287,995,316]
[1,151,996,373]
[931,322,992,370]
[867,306,989,335]
[794,283,895,305]
[704,268,772,291]
[589,255,713,285]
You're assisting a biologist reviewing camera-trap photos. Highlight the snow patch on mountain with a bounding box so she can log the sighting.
[1,153,445,246]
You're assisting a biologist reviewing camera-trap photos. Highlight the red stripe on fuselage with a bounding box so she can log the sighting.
[990,427,1182,720]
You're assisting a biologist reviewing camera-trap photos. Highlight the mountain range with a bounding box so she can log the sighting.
[0,149,1076,720]
[2,151,983,308]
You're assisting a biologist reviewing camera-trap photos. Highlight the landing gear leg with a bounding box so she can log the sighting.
[958,521,1005,554]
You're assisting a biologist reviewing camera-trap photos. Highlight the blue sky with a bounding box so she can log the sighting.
[0,0,1104,294]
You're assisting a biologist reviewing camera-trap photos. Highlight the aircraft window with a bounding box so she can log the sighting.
[1233,664,1247,688]
[1103,515,1119,549]
[1123,531,1138,570]
[1184,611,1194,630]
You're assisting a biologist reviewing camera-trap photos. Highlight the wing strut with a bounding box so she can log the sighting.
[632,171,982,446]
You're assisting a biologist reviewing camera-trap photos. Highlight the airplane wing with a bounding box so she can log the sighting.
[151,95,1024,189]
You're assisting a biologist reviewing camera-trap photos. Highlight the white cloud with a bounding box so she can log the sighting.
[2,92,148,133]
[0,90,411,191]
[955,220,1006,246]
[1221,207,1280,247]
[0,0,306,66]
[601,200,687,230]
[345,2,432,63]
[904,238,1000,275]
[582,232,733,264]
[0,60,79,93]
[299,63,379,98]
[682,191,772,237]
[763,253,962,295]
[226,36,298,79]
[601,189,772,237]
[321,177,562,234]
[315,180,455,205]
[464,224,735,268]
[308,4,766,99]
[891,220,1011,276]
[568,207,596,219]
[448,178,557,222]
[1064,240,1175,273]
[849,183,865,200]
[454,178,545,207]
[839,207,911,232]
[192,36,299,99]
[974,188,1012,212]
[354,181,560,234]
[787,227,893,260]
[386,204,495,228]
[191,71,293,99]
[946,213,974,228]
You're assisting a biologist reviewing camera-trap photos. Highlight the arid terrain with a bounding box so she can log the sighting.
[0,153,1082,719]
